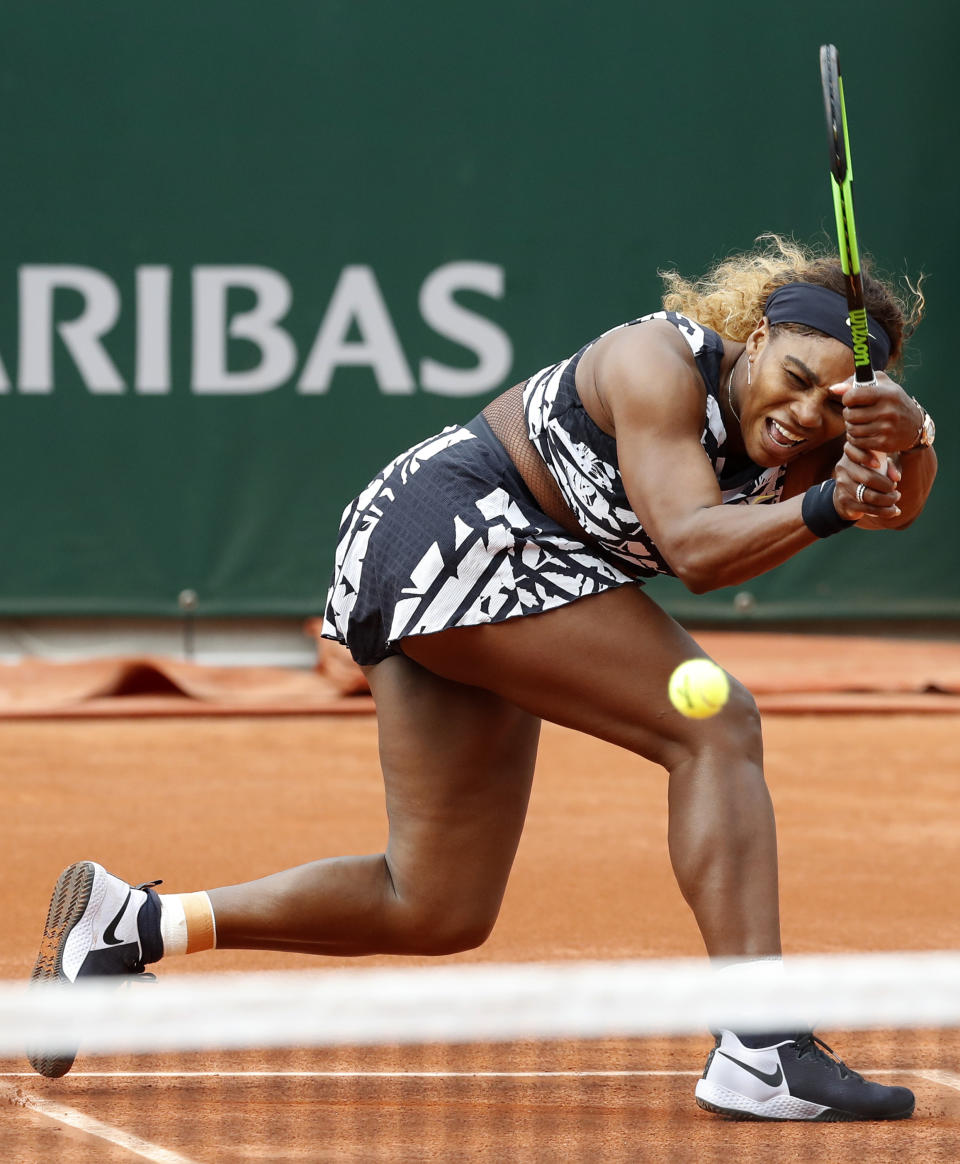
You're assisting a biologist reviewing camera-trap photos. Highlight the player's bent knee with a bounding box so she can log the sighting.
[708,677,762,753]
[669,676,763,768]
[725,676,762,734]
[393,907,497,956]
[422,920,495,956]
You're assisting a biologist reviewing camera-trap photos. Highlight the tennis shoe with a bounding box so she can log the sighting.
[28,860,164,1078]
[695,1029,915,1121]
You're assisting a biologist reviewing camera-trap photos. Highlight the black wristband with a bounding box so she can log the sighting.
[801,480,857,538]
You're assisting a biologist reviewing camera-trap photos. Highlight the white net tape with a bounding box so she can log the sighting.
[3,951,959,1058]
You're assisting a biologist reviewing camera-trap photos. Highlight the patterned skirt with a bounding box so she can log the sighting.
[320,415,640,666]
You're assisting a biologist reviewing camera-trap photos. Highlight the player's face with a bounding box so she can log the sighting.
[740,329,853,467]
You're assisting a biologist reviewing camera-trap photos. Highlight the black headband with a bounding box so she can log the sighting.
[763,282,892,370]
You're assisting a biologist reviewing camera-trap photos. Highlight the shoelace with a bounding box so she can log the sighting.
[794,1033,863,1082]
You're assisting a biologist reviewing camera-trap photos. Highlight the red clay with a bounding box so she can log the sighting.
[3,712,959,1160]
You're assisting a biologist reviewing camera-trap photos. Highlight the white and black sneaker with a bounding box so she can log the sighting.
[695,1030,915,1121]
[29,860,164,1078]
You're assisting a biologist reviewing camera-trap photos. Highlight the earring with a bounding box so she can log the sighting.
[747,359,752,386]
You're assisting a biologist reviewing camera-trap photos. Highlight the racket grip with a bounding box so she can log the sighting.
[852,373,887,474]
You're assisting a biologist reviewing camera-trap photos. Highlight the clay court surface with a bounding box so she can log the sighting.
[3,706,960,1160]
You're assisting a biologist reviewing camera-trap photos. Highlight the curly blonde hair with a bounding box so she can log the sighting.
[660,234,924,370]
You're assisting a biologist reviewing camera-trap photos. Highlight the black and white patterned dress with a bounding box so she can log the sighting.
[321,312,786,665]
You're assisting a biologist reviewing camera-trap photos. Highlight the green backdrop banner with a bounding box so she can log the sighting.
[0,2,955,620]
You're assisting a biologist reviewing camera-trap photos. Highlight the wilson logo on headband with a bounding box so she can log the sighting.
[847,307,872,367]
[845,315,877,340]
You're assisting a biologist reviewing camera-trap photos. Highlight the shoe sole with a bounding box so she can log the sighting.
[27,861,96,1078]
[696,1095,915,1122]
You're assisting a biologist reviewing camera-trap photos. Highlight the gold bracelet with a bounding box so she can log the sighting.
[907,397,935,450]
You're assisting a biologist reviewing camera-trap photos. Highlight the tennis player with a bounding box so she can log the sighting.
[31,236,936,1120]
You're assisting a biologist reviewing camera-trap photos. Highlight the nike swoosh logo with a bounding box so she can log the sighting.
[845,316,876,340]
[102,890,132,946]
[717,1050,784,1087]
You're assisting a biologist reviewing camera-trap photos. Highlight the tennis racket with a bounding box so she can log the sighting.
[819,43,887,477]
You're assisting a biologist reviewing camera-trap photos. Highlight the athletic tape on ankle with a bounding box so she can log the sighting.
[160,892,216,955]
[183,891,217,953]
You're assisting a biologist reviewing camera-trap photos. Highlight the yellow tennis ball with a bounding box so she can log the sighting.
[668,659,730,719]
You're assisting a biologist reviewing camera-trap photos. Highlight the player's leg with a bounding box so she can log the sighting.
[208,655,541,954]
[32,656,541,979]
[402,583,778,960]
[29,656,540,1078]
[401,586,915,1121]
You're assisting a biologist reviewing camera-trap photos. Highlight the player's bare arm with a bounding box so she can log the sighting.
[580,324,893,593]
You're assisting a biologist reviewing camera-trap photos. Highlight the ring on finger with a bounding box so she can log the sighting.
[855,482,867,504]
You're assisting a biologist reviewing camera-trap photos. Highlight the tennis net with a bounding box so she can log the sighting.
[2,952,959,1161]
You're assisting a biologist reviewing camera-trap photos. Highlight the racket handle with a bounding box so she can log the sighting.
[852,371,887,473]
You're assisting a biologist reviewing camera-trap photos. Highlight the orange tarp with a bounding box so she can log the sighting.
[0,630,958,718]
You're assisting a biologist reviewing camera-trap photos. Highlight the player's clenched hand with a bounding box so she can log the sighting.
[832,440,901,522]
[828,374,922,454]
